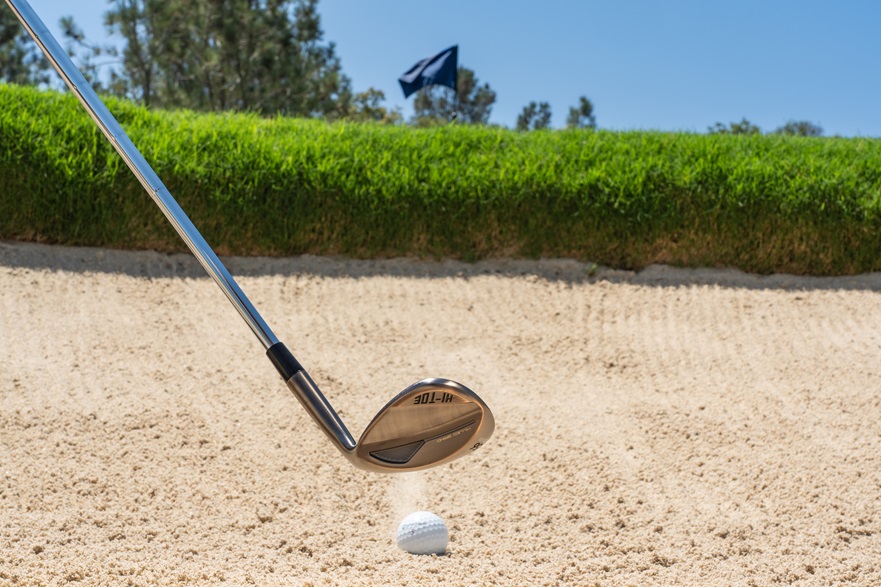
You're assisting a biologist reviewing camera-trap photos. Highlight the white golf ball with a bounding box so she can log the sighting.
[396,511,449,555]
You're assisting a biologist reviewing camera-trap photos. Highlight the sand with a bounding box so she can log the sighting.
[1,240,880,586]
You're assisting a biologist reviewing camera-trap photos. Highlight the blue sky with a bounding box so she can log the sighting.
[21,0,881,136]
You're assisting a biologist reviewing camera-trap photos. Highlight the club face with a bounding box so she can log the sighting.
[352,378,494,472]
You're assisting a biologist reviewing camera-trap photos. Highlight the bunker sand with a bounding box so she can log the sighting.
[1,241,880,586]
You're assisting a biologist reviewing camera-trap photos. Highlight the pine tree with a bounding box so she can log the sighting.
[0,7,50,85]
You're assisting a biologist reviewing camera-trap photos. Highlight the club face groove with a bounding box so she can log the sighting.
[353,378,495,472]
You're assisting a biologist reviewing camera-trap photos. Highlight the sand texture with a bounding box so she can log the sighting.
[1,241,880,586]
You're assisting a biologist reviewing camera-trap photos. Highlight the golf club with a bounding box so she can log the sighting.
[5,0,494,473]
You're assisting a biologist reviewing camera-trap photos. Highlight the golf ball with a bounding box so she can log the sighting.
[396,511,449,555]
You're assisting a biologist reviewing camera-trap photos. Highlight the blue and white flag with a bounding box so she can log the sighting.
[399,45,458,98]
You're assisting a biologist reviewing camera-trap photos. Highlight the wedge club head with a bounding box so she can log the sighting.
[355,378,493,470]
[270,344,494,472]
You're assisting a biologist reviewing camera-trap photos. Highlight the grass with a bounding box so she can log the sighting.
[2,83,881,274]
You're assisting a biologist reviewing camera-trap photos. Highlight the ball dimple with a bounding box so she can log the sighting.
[396,511,449,555]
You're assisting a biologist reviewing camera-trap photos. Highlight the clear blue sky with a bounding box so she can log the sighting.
[22,0,881,136]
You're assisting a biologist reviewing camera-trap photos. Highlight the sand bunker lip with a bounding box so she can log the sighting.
[2,241,881,586]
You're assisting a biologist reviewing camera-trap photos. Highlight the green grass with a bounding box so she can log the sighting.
[2,83,881,274]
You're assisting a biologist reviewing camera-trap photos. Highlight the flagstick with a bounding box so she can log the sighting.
[450,82,459,124]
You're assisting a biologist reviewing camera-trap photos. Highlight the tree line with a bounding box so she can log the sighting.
[1,0,588,128]
[1,1,821,135]
[2,0,402,122]
[708,117,824,137]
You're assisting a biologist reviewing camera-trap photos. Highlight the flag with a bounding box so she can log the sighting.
[398,45,458,98]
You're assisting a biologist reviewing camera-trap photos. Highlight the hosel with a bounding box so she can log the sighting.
[267,343,357,453]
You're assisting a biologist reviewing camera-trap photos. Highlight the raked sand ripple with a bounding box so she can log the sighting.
[1,241,880,586]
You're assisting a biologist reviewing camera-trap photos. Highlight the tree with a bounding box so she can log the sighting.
[106,1,149,104]
[516,101,551,131]
[566,96,596,129]
[0,7,50,85]
[342,88,402,124]
[411,66,496,126]
[61,16,124,94]
[774,120,823,137]
[708,117,761,135]
[96,0,352,116]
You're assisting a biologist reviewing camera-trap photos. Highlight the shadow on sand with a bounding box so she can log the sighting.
[4,239,881,293]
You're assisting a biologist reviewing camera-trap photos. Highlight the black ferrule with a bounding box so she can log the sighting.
[266,342,303,381]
